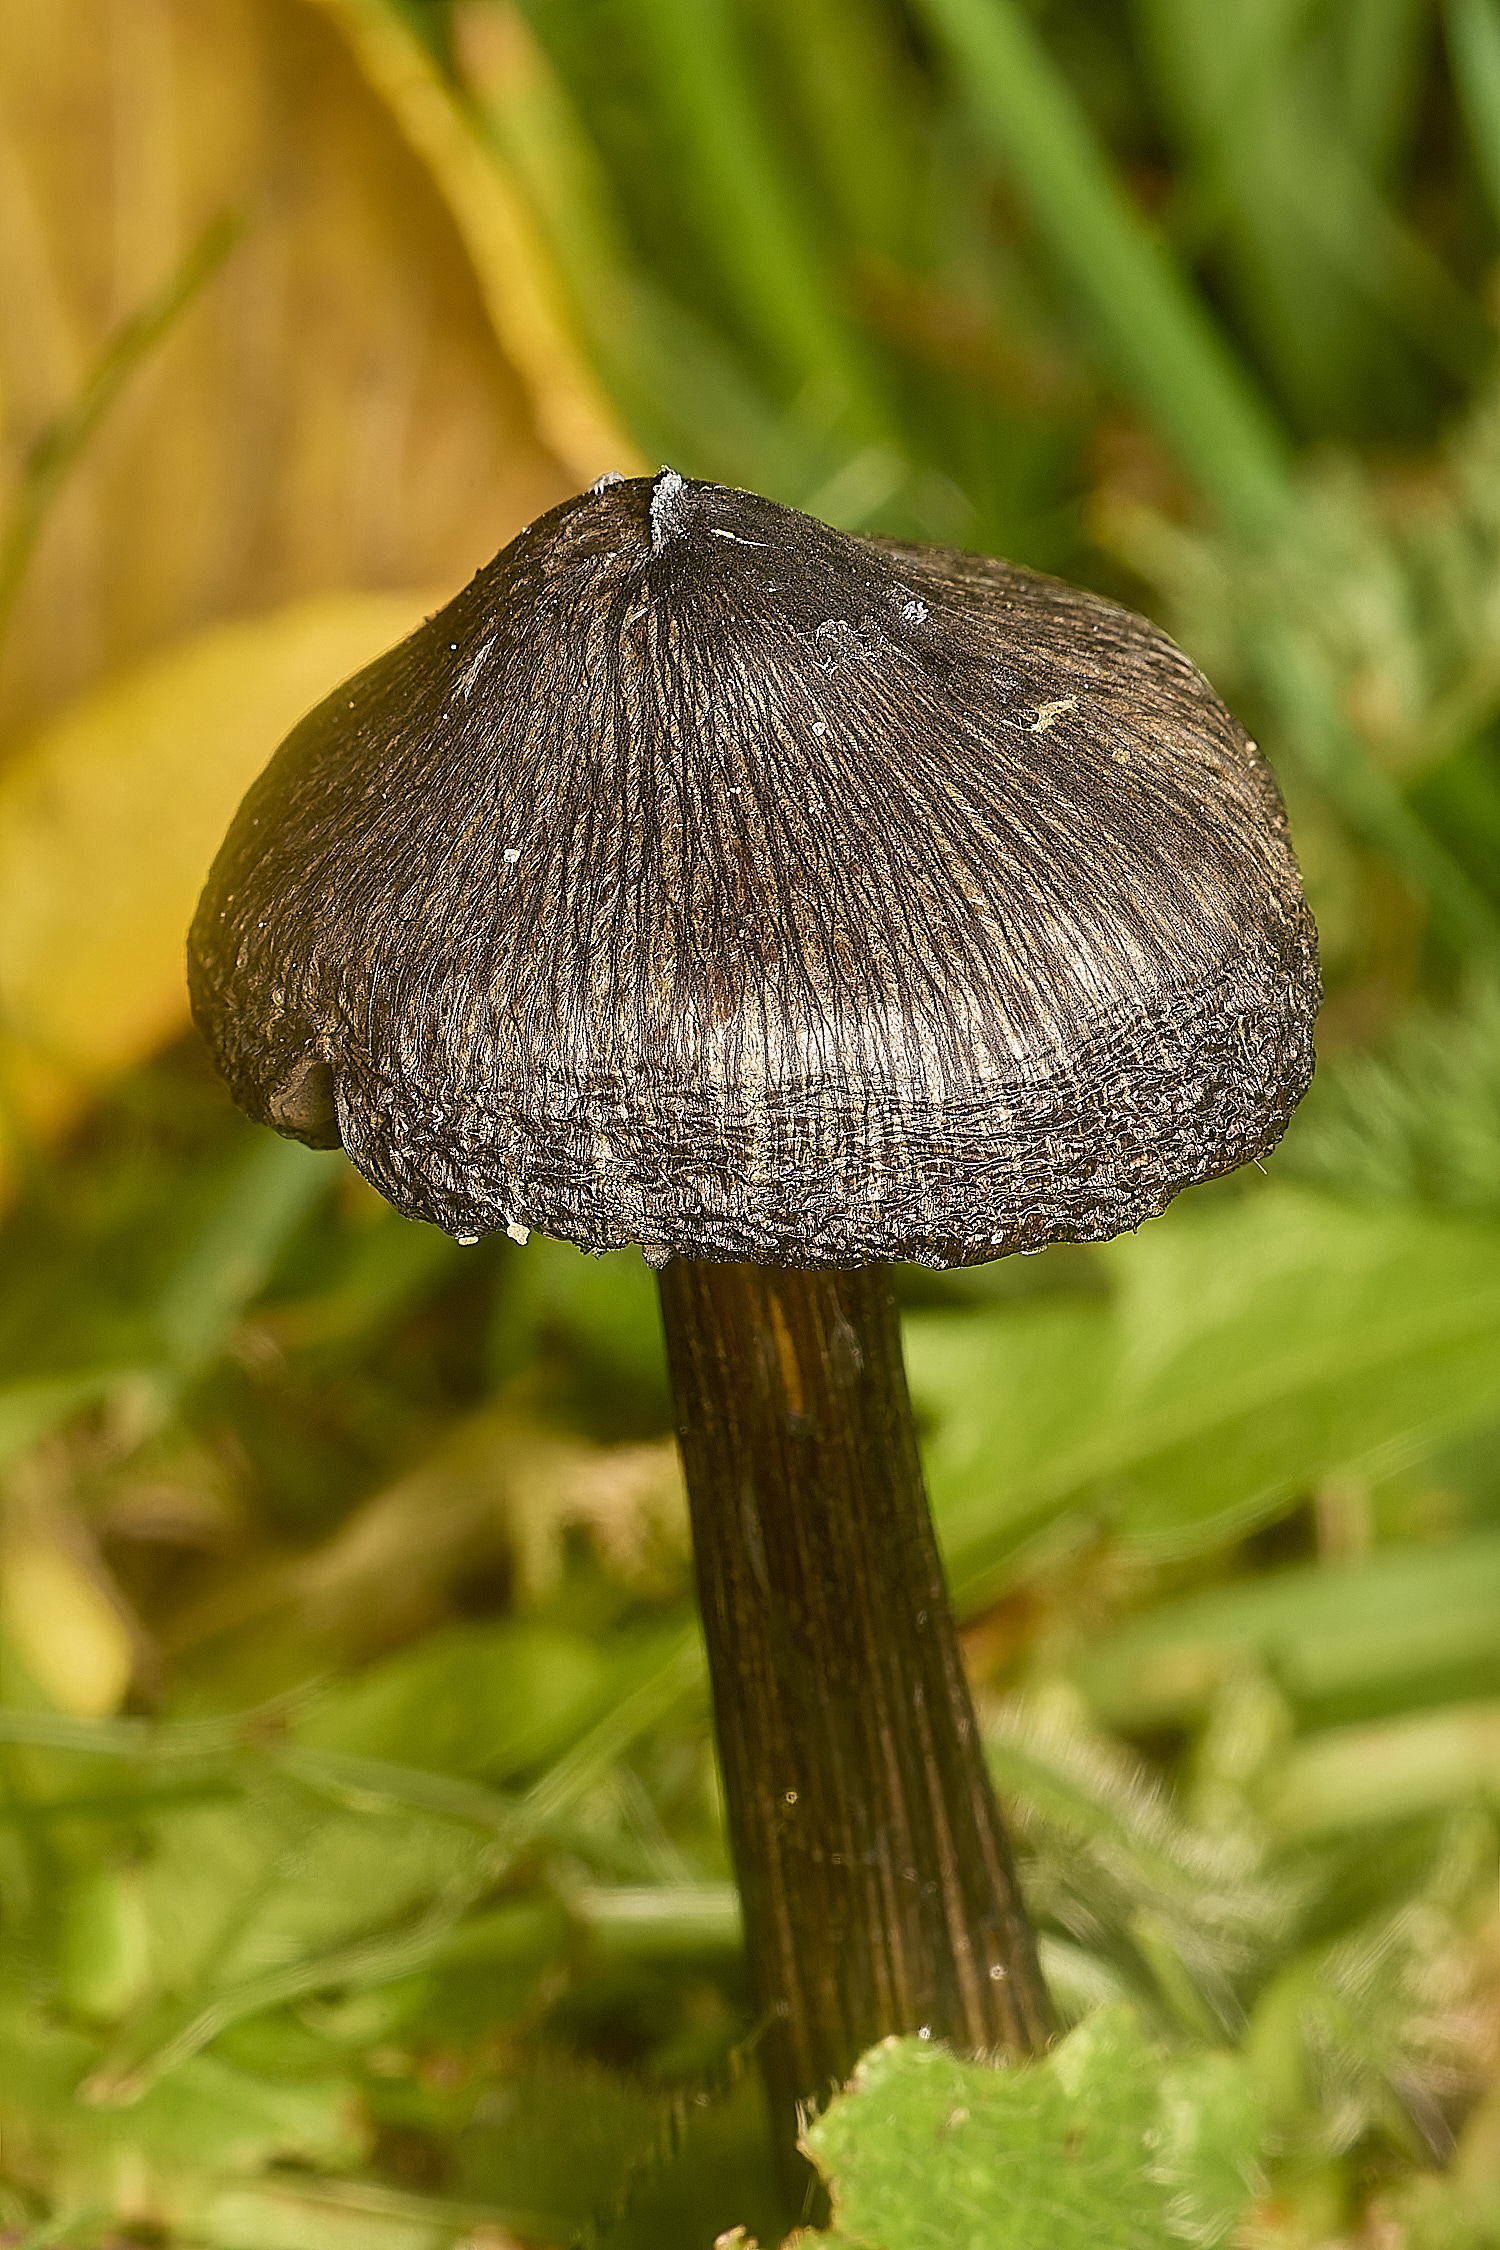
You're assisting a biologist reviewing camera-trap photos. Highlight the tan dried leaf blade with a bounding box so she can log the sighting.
[0,0,624,758]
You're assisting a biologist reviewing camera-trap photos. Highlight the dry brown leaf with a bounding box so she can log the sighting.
[164,1406,686,1666]
[0,0,635,760]
[0,589,442,1186]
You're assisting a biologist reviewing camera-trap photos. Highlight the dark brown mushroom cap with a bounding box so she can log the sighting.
[188,471,1319,1267]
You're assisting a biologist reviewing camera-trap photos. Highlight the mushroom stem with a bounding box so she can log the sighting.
[657,1257,1054,2168]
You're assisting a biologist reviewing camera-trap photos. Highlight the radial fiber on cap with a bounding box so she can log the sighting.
[189,472,1319,1266]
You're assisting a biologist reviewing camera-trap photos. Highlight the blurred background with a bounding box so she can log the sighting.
[2,2,1500,2244]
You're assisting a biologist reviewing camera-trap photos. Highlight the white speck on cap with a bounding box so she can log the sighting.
[650,467,688,554]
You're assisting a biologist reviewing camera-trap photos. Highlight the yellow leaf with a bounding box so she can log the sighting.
[0,1531,134,1719]
[0,591,442,1196]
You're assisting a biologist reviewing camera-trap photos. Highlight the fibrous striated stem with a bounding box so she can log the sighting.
[657,1257,1053,2168]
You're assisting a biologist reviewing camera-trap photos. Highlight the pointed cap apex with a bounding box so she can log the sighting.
[650,466,692,553]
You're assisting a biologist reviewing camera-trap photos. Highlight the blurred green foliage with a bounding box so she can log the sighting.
[4,0,1500,2244]
[806,2008,1269,2248]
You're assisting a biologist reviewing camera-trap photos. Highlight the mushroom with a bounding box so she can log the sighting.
[188,470,1319,2183]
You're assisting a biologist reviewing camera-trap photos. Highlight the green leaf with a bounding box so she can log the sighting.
[1072,1530,1500,1732]
[135,1793,485,1995]
[0,1995,362,2204]
[153,1136,342,1375]
[55,1867,153,2022]
[295,1617,614,1781]
[44,1629,706,2103]
[522,0,885,427]
[804,2007,1265,2250]
[1260,1697,1500,1839]
[488,1235,669,1415]
[910,1187,1500,1603]
[1249,616,1500,953]
[79,1785,487,2103]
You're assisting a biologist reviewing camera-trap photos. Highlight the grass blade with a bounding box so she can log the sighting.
[1261,1698,1500,1838]
[604,0,888,429]
[152,1137,342,1376]
[1446,0,1500,230]
[911,0,1293,535]
[1335,0,1432,175]
[1072,1531,1500,1730]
